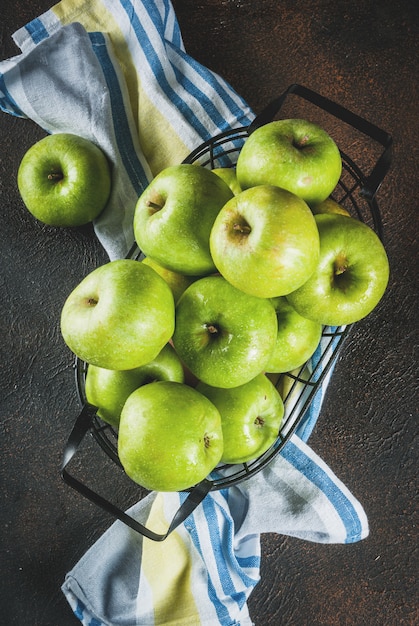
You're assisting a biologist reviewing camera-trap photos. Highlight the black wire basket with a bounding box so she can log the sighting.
[62,84,393,541]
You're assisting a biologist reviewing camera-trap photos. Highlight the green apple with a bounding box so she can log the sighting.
[236,119,342,204]
[17,133,111,227]
[197,373,284,464]
[133,164,233,275]
[60,259,175,370]
[212,167,242,195]
[85,344,184,428]
[265,297,323,373]
[118,381,223,491]
[209,185,320,298]
[141,256,198,303]
[310,197,351,217]
[172,275,278,388]
[287,213,390,325]
[270,365,311,410]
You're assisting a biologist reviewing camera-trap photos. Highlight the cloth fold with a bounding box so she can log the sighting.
[61,436,368,626]
[0,2,369,625]
[2,0,253,259]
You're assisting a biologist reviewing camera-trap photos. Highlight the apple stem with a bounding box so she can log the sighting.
[334,254,349,276]
[233,222,251,235]
[48,172,64,182]
[146,200,163,213]
[206,324,218,334]
[293,135,310,149]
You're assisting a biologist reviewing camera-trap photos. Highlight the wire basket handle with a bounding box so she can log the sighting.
[61,404,213,541]
[249,83,393,202]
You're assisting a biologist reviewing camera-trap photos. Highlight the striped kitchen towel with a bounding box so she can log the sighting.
[0,2,368,625]
[1,0,253,259]
[61,437,367,626]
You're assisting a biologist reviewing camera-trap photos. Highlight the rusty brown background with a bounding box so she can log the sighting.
[1,1,418,624]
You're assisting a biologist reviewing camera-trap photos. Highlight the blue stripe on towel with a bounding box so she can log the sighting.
[120,0,210,139]
[296,326,341,442]
[236,554,261,570]
[74,597,103,625]
[88,31,150,196]
[181,490,259,623]
[169,43,254,128]
[281,440,363,543]
[201,496,250,609]
[185,507,235,624]
[158,0,252,127]
[74,599,86,620]
[169,57,252,134]
[0,73,25,117]
[120,0,251,139]
[162,0,183,49]
[24,17,50,44]
[296,379,324,443]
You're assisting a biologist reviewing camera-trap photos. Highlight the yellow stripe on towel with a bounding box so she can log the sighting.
[51,0,190,175]
[141,492,201,625]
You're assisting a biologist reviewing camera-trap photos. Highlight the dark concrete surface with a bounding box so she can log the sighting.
[0,1,418,625]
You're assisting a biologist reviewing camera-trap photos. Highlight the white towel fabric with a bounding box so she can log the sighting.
[0,2,369,625]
